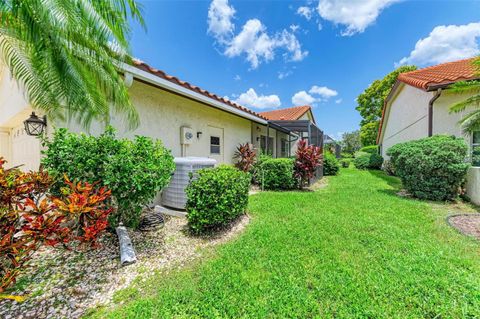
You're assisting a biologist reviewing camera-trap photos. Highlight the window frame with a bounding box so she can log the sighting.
[210,135,221,155]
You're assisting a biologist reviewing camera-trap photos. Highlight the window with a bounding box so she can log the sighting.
[280,138,289,157]
[210,136,221,154]
[260,135,274,156]
[472,132,480,166]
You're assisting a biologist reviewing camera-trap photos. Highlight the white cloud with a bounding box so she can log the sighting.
[233,88,281,109]
[290,24,300,33]
[297,6,313,20]
[396,22,480,66]
[278,70,293,79]
[292,85,339,106]
[292,91,316,105]
[335,98,343,104]
[309,85,338,99]
[207,0,236,43]
[225,19,308,69]
[317,0,399,36]
[207,0,307,69]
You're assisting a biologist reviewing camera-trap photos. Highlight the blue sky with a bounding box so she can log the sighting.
[129,0,480,140]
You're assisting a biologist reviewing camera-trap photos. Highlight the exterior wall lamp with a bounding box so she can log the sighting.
[24,112,47,136]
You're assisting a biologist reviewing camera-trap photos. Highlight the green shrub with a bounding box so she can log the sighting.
[341,152,354,159]
[258,158,297,190]
[387,135,469,201]
[323,152,340,175]
[41,127,175,228]
[382,160,396,176]
[186,166,250,234]
[359,145,379,154]
[354,152,384,170]
[340,158,351,168]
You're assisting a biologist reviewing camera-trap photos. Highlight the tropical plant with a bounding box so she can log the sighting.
[0,0,145,128]
[41,127,175,228]
[186,166,250,234]
[294,139,322,187]
[449,58,480,132]
[387,135,469,201]
[234,143,256,173]
[0,158,112,292]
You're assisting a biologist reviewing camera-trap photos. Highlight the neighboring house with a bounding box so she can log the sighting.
[260,105,323,156]
[0,59,321,171]
[377,58,480,204]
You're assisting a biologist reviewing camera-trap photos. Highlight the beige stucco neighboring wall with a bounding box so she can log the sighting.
[380,84,433,158]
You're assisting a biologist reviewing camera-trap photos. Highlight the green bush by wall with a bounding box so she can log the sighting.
[387,135,469,201]
[258,158,297,190]
[323,152,340,175]
[186,166,250,234]
[354,152,384,170]
[359,145,379,154]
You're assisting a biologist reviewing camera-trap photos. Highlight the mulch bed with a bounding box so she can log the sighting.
[447,213,480,240]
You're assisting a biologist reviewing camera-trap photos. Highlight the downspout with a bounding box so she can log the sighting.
[428,88,442,137]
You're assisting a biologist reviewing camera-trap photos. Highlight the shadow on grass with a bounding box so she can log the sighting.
[368,169,402,190]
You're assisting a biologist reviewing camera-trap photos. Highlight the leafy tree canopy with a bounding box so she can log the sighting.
[340,130,361,154]
[356,65,417,126]
[360,121,379,147]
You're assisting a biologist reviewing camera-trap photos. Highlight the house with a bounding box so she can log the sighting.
[259,105,323,156]
[0,59,320,171]
[377,58,480,204]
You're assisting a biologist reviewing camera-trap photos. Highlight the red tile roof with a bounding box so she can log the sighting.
[132,60,268,121]
[398,58,479,91]
[259,105,311,121]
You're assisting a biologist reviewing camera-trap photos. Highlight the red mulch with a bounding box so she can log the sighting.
[447,214,480,240]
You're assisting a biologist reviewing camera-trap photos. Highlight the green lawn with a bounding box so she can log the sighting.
[89,168,480,318]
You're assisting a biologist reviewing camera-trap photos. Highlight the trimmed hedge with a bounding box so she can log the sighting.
[186,166,250,234]
[387,135,469,201]
[354,152,384,170]
[258,158,297,190]
[359,145,379,154]
[323,152,340,175]
[340,158,351,168]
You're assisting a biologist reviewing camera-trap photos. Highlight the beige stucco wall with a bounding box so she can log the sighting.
[380,84,433,158]
[58,80,257,164]
[466,167,480,204]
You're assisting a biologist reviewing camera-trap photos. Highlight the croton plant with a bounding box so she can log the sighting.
[294,139,323,188]
[0,158,112,292]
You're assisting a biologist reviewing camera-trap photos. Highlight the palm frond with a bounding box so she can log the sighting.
[0,0,143,129]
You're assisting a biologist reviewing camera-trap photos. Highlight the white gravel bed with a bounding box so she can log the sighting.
[0,214,250,319]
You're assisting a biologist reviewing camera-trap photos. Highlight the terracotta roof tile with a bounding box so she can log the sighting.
[132,60,268,121]
[259,105,311,121]
[398,58,479,91]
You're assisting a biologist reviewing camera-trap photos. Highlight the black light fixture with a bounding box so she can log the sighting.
[24,112,47,136]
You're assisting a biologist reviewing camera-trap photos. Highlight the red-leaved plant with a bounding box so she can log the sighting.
[0,158,112,292]
[234,143,257,173]
[294,139,322,188]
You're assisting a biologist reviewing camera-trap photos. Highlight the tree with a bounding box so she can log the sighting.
[450,58,480,132]
[340,130,361,154]
[360,122,379,147]
[356,65,417,145]
[0,0,145,129]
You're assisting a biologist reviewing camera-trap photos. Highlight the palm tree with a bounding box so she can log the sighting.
[0,0,144,129]
[450,58,480,132]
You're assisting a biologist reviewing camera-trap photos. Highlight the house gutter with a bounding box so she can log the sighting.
[120,63,268,125]
[428,88,442,136]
